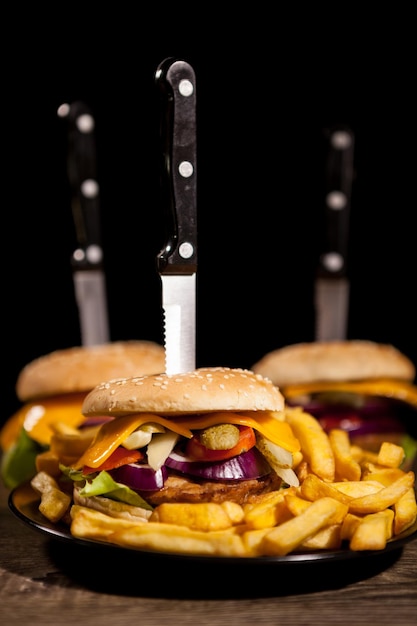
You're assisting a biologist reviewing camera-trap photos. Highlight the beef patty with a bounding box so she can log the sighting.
[142,472,283,506]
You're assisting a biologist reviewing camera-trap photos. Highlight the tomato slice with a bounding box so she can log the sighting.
[185,425,256,462]
[83,446,144,475]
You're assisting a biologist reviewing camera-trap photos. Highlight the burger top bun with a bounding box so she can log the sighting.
[251,340,416,387]
[16,341,166,401]
[82,367,285,417]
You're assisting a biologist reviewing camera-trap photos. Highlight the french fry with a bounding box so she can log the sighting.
[284,493,312,516]
[300,524,342,551]
[348,471,415,515]
[243,490,291,529]
[294,460,310,483]
[300,474,351,505]
[393,487,417,535]
[243,489,287,511]
[340,512,362,540]
[38,489,72,523]
[31,471,71,523]
[49,427,98,465]
[332,480,384,498]
[349,509,394,551]
[149,502,238,531]
[112,523,247,557]
[240,528,274,556]
[362,465,406,486]
[284,407,335,481]
[31,470,58,492]
[377,441,405,469]
[221,501,245,525]
[71,492,248,558]
[70,505,146,539]
[329,428,361,481]
[351,445,380,465]
[261,497,348,556]
[35,450,62,477]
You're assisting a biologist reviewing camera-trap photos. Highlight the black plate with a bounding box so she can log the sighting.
[9,481,417,565]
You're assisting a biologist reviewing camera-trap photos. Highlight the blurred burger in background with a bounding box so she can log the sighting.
[252,340,417,470]
[0,341,165,488]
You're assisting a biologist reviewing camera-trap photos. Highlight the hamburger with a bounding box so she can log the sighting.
[61,367,301,519]
[1,340,166,488]
[252,340,417,469]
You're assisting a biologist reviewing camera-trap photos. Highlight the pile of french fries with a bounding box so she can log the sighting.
[30,407,416,558]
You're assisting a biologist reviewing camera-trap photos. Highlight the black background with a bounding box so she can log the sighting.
[3,8,416,422]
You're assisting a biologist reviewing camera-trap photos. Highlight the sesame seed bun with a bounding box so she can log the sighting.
[16,341,166,401]
[82,367,285,417]
[251,340,416,387]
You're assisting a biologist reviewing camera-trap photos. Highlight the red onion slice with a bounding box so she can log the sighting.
[318,414,405,436]
[166,448,271,481]
[110,463,168,491]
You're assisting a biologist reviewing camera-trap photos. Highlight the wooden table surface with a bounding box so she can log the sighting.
[1,475,416,626]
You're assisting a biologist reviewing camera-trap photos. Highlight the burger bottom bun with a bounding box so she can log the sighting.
[252,340,416,387]
[73,485,152,521]
[81,367,285,416]
[16,341,166,401]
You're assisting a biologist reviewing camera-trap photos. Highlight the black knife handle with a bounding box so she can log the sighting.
[318,125,355,279]
[155,58,197,275]
[59,101,104,271]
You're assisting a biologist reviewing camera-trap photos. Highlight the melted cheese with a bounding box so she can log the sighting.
[283,378,417,408]
[0,394,86,450]
[73,411,300,470]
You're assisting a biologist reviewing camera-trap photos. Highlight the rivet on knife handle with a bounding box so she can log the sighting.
[58,101,110,346]
[155,58,197,375]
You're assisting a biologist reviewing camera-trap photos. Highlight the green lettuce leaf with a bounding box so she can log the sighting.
[62,466,153,511]
[1,430,45,489]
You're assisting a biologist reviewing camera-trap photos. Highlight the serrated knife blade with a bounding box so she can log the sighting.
[58,101,110,346]
[315,126,355,342]
[155,58,197,375]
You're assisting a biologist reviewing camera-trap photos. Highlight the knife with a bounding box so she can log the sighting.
[315,125,355,342]
[58,101,110,346]
[155,58,197,375]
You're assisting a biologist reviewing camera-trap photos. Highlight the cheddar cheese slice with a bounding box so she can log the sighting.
[0,394,86,450]
[282,378,417,407]
[73,411,300,470]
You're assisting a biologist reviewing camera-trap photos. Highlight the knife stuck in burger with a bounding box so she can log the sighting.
[252,340,417,470]
[155,58,197,375]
